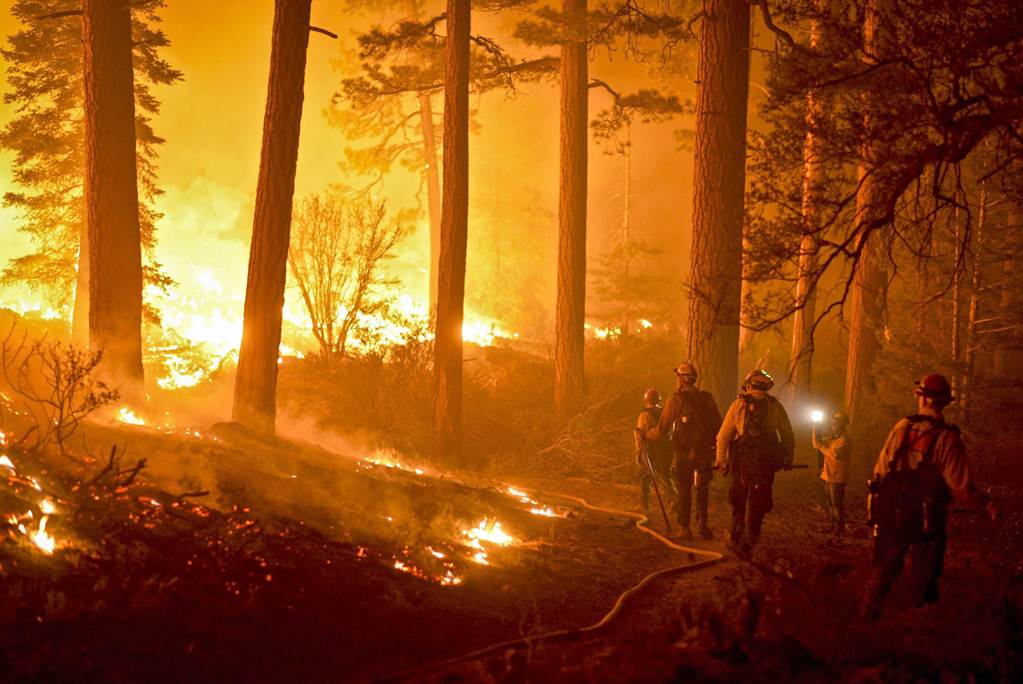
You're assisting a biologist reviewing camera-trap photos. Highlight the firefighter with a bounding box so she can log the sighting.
[634,388,675,512]
[812,410,851,535]
[716,369,795,553]
[644,362,722,540]
[862,374,1000,621]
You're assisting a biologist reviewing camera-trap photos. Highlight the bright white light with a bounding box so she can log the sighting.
[811,410,824,424]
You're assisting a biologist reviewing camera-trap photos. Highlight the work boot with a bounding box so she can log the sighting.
[698,525,714,540]
[725,529,742,550]
[676,526,694,541]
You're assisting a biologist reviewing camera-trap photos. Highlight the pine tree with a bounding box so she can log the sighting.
[233,0,314,436]
[0,0,180,341]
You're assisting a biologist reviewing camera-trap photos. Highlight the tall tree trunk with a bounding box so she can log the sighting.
[82,0,144,396]
[787,0,829,399]
[232,0,311,436]
[433,0,470,466]
[961,188,985,424]
[843,0,889,423]
[687,0,750,410]
[71,216,89,346]
[554,0,588,421]
[419,92,442,312]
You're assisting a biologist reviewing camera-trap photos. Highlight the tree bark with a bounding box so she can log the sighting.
[232,0,312,436]
[419,92,443,312]
[787,0,829,399]
[82,0,144,396]
[687,0,750,410]
[843,0,889,423]
[71,209,89,347]
[433,0,470,466]
[554,0,588,422]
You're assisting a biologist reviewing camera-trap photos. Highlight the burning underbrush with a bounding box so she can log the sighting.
[0,409,683,681]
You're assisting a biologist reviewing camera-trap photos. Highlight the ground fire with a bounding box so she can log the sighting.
[1,0,1022,681]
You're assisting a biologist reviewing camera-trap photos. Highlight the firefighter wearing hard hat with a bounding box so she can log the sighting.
[812,410,852,535]
[861,374,1001,621]
[644,362,722,540]
[634,388,676,512]
[715,369,795,553]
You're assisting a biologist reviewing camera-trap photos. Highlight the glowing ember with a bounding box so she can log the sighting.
[471,551,489,565]
[529,506,559,518]
[40,499,57,515]
[506,486,537,505]
[30,516,55,554]
[117,407,147,426]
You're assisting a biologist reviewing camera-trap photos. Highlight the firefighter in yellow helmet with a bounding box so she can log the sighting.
[862,374,1000,621]
[715,369,795,553]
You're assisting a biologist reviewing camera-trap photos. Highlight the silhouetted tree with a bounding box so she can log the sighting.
[433,0,471,466]
[0,0,179,343]
[233,0,315,436]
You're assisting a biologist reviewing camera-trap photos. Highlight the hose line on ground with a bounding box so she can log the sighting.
[378,482,724,683]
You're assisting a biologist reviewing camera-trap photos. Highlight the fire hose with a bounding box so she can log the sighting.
[377,482,724,683]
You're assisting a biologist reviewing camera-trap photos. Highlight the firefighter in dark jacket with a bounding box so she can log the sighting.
[645,362,722,540]
[715,369,795,552]
[862,374,1000,621]
[634,388,675,512]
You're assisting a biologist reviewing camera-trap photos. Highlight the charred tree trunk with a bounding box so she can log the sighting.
[787,1,829,399]
[232,0,312,437]
[844,0,889,423]
[419,92,443,312]
[687,0,750,410]
[433,0,470,466]
[994,207,1023,377]
[82,0,144,396]
[554,0,588,422]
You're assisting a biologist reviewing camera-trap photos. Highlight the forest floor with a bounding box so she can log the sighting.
[1,414,1020,683]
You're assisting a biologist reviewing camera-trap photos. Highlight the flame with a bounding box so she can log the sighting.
[0,455,14,470]
[30,516,55,554]
[529,506,559,518]
[40,499,57,515]
[117,407,147,426]
[363,449,428,476]
[463,518,514,547]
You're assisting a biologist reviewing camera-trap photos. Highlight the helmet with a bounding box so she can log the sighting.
[832,410,850,424]
[673,362,698,378]
[914,374,954,403]
[742,369,775,391]
[643,388,661,404]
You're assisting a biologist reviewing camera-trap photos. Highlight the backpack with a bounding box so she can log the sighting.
[867,415,953,541]
[670,390,717,452]
[729,394,781,473]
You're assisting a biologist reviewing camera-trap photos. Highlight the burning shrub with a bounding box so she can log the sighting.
[287,192,411,361]
[0,324,118,455]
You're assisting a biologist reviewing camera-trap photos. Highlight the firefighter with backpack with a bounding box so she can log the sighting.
[862,374,1001,621]
[642,362,722,540]
[716,369,795,553]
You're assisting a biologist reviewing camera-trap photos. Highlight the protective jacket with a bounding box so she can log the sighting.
[813,431,852,484]
[716,391,795,473]
[872,414,989,510]
[647,386,721,469]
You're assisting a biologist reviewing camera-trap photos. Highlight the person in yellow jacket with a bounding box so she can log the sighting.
[715,369,794,552]
[812,411,852,535]
[862,374,1000,621]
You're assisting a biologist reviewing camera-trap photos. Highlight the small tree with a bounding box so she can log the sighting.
[288,193,410,360]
